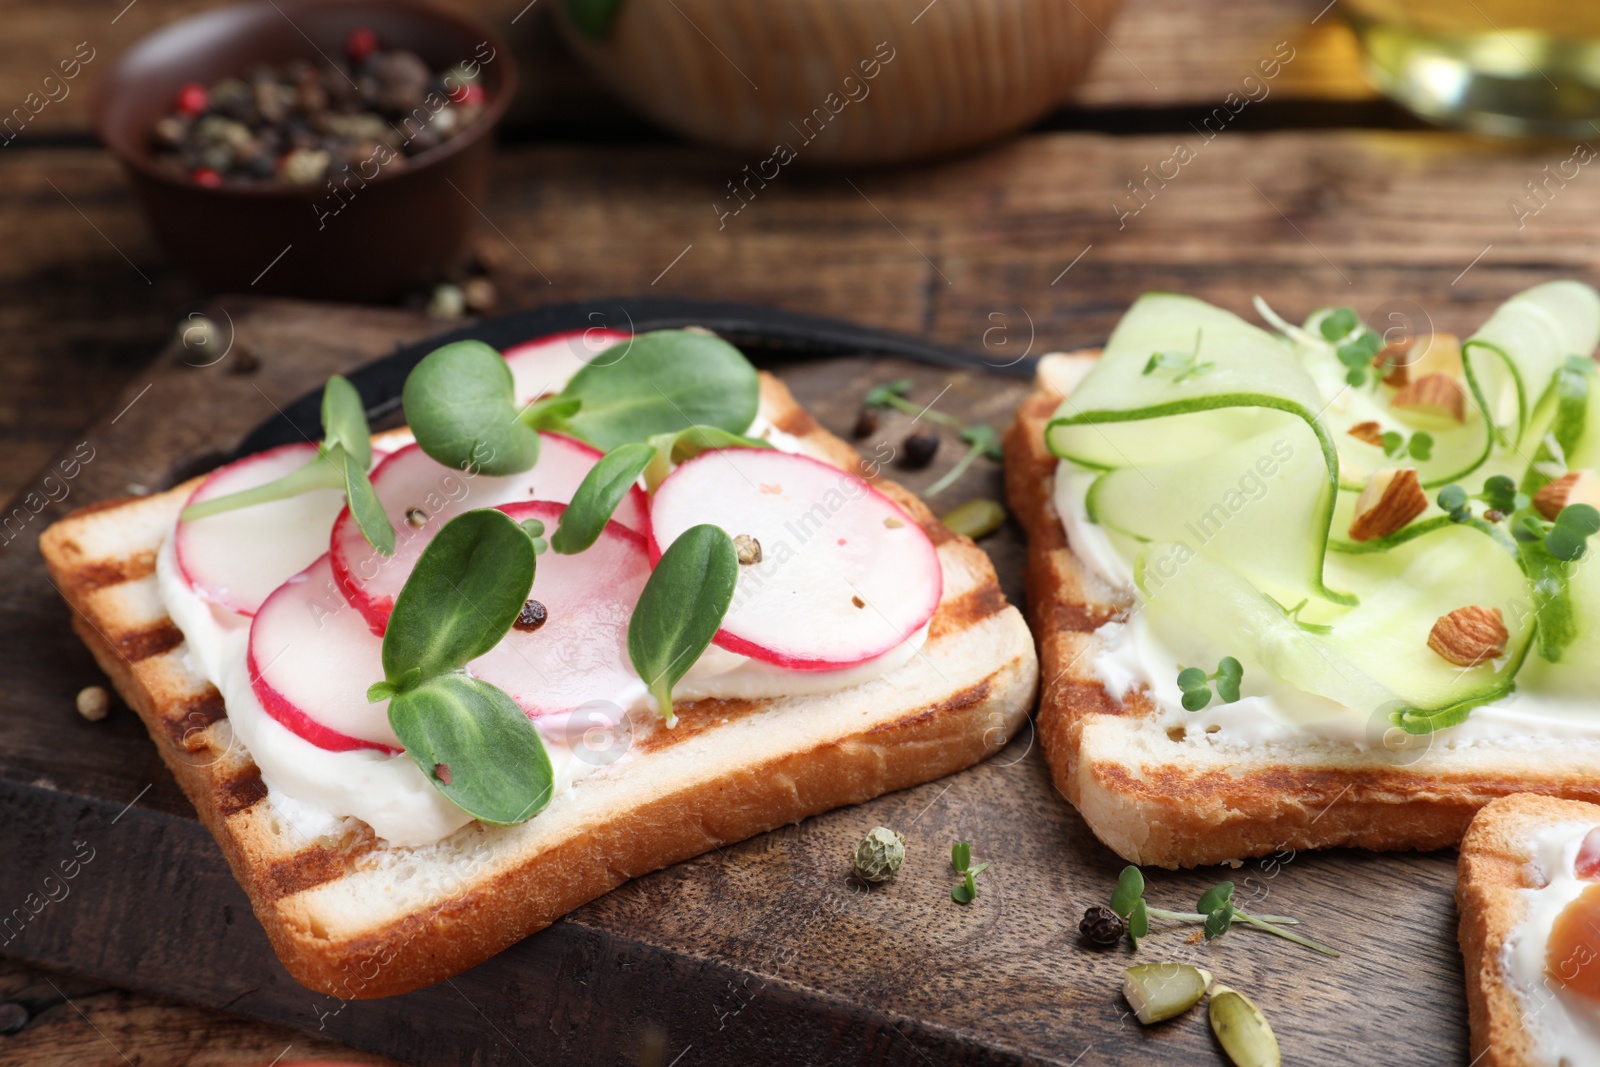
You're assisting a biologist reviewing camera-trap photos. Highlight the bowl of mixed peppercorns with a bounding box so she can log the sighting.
[93,0,514,300]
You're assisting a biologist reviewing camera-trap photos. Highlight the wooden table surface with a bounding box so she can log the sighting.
[3,0,1598,1062]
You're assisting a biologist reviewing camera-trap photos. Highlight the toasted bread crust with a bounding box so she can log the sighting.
[42,373,1038,997]
[1457,794,1600,1067]
[1002,353,1600,869]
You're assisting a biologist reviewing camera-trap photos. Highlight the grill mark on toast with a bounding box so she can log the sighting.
[217,767,269,816]
[771,403,820,437]
[928,582,1007,641]
[116,620,184,662]
[161,688,228,750]
[633,698,767,753]
[1053,601,1120,633]
[76,553,157,591]
[263,831,376,899]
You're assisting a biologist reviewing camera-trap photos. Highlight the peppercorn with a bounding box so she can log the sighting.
[900,429,940,470]
[853,827,905,883]
[851,407,879,439]
[76,685,110,722]
[733,533,762,565]
[514,599,548,633]
[1080,903,1126,947]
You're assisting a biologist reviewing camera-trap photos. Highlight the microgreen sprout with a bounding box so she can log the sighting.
[950,841,992,905]
[1513,503,1600,562]
[180,374,395,554]
[1175,656,1243,711]
[924,424,1002,497]
[1108,866,1338,957]
[1142,328,1211,383]
[1439,475,1529,524]
[1381,430,1433,462]
[862,379,962,429]
[1318,307,1384,387]
[1196,881,1341,956]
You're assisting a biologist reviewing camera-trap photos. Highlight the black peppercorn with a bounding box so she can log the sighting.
[852,407,879,439]
[1080,903,1126,947]
[513,599,548,633]
[900,429,940,470]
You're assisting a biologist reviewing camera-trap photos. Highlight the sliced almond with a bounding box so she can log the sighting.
[1348,468,1427,541]
[1347,420,1384,447]
[1428,605,1508,667]
[1380,332,1462,387]
[1534,468,1600,521]
[1391,373,1466,423]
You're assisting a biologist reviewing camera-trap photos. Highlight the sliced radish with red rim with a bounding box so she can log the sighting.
[248,555,400,753]
[502,328,631,406]
[649,448,941,670]
[176,442,349,617]
[467,501,650,719]
[330,436,647,632]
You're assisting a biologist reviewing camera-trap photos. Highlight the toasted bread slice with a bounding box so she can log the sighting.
[1002,352,1600,870]
[40,374,1038,998]
[1458,793,1600,1067]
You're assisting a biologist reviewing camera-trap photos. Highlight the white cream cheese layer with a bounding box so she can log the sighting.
[1052,459,1600,748]
[1502,822,1600,1066]
[155,407,930,846]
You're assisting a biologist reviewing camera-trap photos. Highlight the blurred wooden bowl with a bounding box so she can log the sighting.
[555,0,1122,165]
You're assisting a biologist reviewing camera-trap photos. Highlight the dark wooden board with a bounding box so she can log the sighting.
[0,296,1466,1066]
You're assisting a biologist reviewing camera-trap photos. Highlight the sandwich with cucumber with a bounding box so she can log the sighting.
[41,327,1037,996]
[1004,282,1600,868]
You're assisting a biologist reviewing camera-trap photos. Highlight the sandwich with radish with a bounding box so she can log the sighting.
[1004,282,1600,869]
[42,327,1036,996]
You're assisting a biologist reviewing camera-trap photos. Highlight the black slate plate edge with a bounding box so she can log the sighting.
[233,296,1034,456]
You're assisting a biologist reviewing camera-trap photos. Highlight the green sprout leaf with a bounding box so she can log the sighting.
[379,509,537,685]
[1214,656,1244,703]
[627,523,738,726]
[179,374,394,553]
[865,380,914,409]
[519,394,583,432]
[403,340,542,476]
[1128,897,1149,944]
[551,442,655,554]
[1142,329,1209,383]
[952,841,972,872]
[1204,905,1235,940]
[642,424,773,491]
[949,841,990,905]
[1110,865,1144,919]
[561,330,760,450]
[321,374,373,470]
[925,423,1004,497]
[951,881,974,904]
[1197,881,1236,915]
[388,673,554,825]
[1319,307,1358,341]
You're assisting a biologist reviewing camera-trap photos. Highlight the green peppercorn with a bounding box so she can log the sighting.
[853,826,905,883]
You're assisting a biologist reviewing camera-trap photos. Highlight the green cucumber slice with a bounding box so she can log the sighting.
[1463,280,1600,448]
[1136,523,1534,733]
[1046,293,1351,604]
[1087,423,1333,609]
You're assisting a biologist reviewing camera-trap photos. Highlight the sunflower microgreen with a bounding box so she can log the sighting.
[180,374,395,554]
[367,509,553,824]
[628,524,738,726]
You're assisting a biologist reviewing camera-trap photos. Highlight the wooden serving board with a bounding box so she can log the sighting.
[0,297,1464,1066]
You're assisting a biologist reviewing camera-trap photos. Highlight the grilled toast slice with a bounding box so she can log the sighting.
[1457,793,1600,1067]
[40,373,1038,998]
[1002,352,1600,870]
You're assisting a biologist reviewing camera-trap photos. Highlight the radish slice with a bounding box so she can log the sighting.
[649,448,941,670]
[175,442,348,617]
[468,501,650,718]
[330,436,648,632]
[502,328,631,405]
[248,555,400,753]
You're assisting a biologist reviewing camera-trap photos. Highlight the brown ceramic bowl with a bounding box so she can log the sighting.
[93,0,515,301]
[554,0,1121,165]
